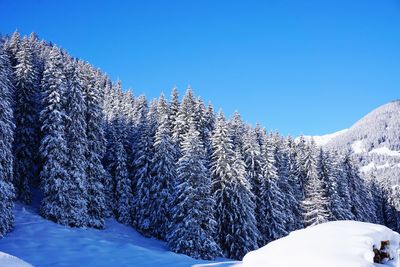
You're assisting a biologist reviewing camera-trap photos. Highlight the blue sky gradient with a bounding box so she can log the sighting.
[1,0,399,136]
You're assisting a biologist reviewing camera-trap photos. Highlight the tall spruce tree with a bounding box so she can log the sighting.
[13,37,40,203]
[64,59,88,227]
[4,30,21,67]
[149,108,176,239]
[39,47,71,225]
[173,88,196,149]
[113,124,131,224]
[132,96,153,235]
[285,136,304,230]
[242,128,267,245]
[211,112,259,260]
[317,149,349,221]
[258,129,288,241]
[167,122,221,260]
[82,64,106,229]
[342,151,377,223]
[0,45,16,236]
[331,151,353,220]
[301,142,329,227]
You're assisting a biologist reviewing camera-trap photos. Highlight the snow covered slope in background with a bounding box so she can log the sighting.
[242,221,400,267]
[305,100,400,184]
[326,100,400,151]
[0,251,32,267]
[301,129,348,146]
[0,204,236,267]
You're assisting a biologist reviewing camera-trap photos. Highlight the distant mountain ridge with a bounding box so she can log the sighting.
[301,129,348,146]
[306,100,400,185]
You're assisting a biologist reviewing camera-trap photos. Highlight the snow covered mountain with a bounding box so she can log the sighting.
[301,129,348,146]
[310,100,400,184]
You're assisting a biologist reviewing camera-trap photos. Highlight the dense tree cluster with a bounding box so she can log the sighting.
[0,31,398,260]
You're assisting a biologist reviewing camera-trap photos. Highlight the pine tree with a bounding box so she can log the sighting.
[148,107,176,239]
[167,122,221,260]
[258,129,288,241]
[114,127,131,224]
[102,81,119,217]
[317,149,349,221]
[269,133,299,233]
[383,185,400,231]
[331,151,353,220]
[285,136,304,230]
[64,59,88,227]
[13,37,40,203]
[82,64,106,229]
[369,177,385,225]
[132,96,153,235]
[169,86,180,135]
[341,151,376,222]
[203,102,215,169]
[242,127,267,246]
[173,87,196,148]
[295,135,308,191]
[229,111,246,152]
[211,112,259,260]
[0,45,16,236]
[301,142,329,227]
[4,30,21,67]
[39,47,71,225]
[103,119,118,216]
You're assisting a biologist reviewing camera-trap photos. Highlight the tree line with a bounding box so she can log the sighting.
[0,31,397,260]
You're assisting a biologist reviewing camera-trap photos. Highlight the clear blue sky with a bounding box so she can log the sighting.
[1,0,399,136]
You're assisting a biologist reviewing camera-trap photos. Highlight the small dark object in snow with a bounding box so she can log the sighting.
[373,240,392,263]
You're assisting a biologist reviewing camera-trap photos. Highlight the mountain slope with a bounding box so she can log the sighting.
[302,129,348,146]
[0,204,237,267]
[324,100,400,184]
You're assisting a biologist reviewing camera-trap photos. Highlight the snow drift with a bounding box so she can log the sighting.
[242,221,400,267]
[0,251,32,267]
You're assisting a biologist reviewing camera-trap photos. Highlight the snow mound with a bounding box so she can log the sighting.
[242,221,400,267]
[0,251,32,267]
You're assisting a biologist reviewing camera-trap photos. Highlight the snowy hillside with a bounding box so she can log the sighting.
[243,221,400,267]
[309,100,400,185]
[0,204,236,267]
[301,129,348,146]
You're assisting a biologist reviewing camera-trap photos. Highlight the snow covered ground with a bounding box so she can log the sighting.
[0,251,32,267]
[3,206,399,267]
[242,221,400,267]
[0,204,237,267]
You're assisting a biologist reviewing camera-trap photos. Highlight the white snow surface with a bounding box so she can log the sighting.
[242,221,400,267]
[0,204,236,267]
[0,251,32,267]
[300,129,348,146]
[352,140,367,154]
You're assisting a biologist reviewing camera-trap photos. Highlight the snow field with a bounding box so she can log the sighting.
[0,204,236,267]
